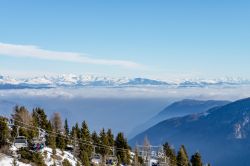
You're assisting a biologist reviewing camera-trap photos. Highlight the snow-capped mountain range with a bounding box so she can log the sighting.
[0,74,250,89]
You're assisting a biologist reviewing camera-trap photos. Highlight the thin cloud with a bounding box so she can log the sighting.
[0,42,143,68]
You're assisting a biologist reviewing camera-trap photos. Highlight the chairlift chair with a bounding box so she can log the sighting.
[31,137,46,151]
[14,136,28,149]
[106,155,118,166]
[8,119,14,127]
[90,154,102,165]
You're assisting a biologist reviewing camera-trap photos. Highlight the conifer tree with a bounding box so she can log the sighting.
[71,122,81,140]
[91,131,100,154]
[81,151,90,166]
[79,121,92,158]
[64,118,69,146]
[64,119,69,136]
[106,128,114,155]
[163,142,177,166]
[0,117,9,147]
[99,128,109,163]
[32,107,48,130]
[46,121,54,146]
[115,132,130,165]
[177,145,190,166]
[190,152,202,166]
[56,133,65,150]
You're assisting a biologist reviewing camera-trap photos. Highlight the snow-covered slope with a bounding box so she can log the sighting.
[0,146,80,166]
[0,153,31,166]
[1,74,250,89]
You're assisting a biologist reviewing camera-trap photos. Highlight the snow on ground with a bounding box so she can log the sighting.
[42,147,79,166]
[0,153,31,166]
[0,146,80,166]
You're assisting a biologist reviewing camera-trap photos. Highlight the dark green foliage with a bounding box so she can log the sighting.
[163,142,177,166]
[81,151,90,166]
[115,132,130,165]
[46,121,54,146]
[177,145,190,166]
[64,119,69,136]
[99,128,109,157]
[79,121,92,157]
[56,133,66,150]
[18,148,46,166]
[32,107,49,130]
[190,152,202,166]
[107,129,114,146]
[106,129,114,155]
[0,116,9,147]
[71,122,81,139]
[62,158,72,166]
[91,131,100,154]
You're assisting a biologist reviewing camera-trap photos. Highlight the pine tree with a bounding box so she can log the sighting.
[91,131,100,154]
[81,151,90,166]
[56,133,65,150]
[75,123,81,139]
[163,142,177,166]
[64,119,70,146]
[115,132,130,165]
[106,129,114,155]
[46,121,54,146]
[177,145,190,166]
[79,121,92,158]
[64,119,69,136]
[99,128,109,163]
[0,117,9,147]
[32,107,49,130]
[190,152,202,166]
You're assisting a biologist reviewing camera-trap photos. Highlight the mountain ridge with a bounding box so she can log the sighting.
[128,99,230,138]
[1,74,250,89]
[129,97,250,166]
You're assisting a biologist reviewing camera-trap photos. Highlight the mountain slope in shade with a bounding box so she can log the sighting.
[130,98,250,166]
[128,99,230,138]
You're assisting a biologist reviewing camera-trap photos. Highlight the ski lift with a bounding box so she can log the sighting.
[31,128,46,151]
[91,154,102,165]
[14,136,28,149]
[90,145,102,165]
[31,137,45,151]
[106,155,118,166]
[8,118,14,127]
[106,148,118,166]
[14,127,28,149]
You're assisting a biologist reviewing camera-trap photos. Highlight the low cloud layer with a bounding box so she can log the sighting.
[0,86,250,101]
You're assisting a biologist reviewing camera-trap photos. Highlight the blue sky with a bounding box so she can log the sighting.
[0,0,249,80]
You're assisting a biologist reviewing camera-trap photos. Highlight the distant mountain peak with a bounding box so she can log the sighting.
[1,74,250,89]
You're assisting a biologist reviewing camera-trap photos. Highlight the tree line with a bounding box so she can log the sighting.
[0,106,209,166]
